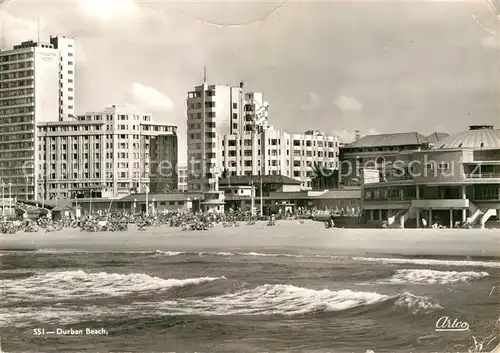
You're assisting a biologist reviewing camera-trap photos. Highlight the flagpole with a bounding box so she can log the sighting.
[145,184,149,216]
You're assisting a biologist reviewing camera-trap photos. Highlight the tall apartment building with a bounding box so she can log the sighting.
[0,36,73,200]
[186,81,269,191]
[49,36,76,120]
[220,128,339,189]
[36,105,178,199]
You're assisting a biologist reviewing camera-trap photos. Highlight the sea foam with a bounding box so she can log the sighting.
[146,285,442,317]
[2,270,225,302]
[353,257,500,268]
[388,269,489,284]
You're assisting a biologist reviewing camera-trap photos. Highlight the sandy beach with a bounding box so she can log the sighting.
[1,220,499,257]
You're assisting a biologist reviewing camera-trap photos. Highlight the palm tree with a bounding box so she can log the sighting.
[220,168,230,180]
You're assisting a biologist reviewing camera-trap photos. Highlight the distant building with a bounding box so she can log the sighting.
[186,80,341,191]
[36,104,177,199]
[220,128,339,189]
[186,81,269,191]
[339,131,449,186]
[360,125,500,229]
[0,36,75,200]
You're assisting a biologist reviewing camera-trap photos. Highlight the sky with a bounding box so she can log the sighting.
[1,0,499,165]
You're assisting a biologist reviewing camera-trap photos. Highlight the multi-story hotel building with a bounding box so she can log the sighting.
[0,36,73,200]
[339,131,449,186]
[220,128,339,189]
[36,104,178,199]
[359,125,500,228]
[186,81,268,191]
[186,80,339,190]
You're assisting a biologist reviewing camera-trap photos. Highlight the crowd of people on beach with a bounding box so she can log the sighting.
[0,206,313,235]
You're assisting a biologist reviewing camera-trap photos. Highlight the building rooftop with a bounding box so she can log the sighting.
[219,175,302,186]
[431,125,500,150]
[426,132,450,143]
[342,132,430,149]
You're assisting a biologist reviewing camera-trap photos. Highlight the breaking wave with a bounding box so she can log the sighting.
[153,250,304,258]
[393,292,443,314]
[2,270,225,302]
[140,285,442,317]
[387,269,489,284]
[353,257,500,268]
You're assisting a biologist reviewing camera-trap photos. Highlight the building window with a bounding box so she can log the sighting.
[437,162,449,171]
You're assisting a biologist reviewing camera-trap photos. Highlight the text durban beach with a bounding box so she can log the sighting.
[33,328,108,336]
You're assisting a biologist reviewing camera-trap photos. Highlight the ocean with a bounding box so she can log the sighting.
[1,244,499,353]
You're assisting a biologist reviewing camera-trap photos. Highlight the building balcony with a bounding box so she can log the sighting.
[412,199,469,209]
[465,173,500,179]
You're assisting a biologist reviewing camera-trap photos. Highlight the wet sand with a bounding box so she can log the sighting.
[1,220,499,258]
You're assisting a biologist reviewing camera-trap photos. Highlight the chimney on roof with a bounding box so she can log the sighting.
[355,130,360,141]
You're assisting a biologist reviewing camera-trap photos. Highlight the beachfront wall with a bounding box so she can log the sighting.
[73,192,205,214]
[223,188,362,212]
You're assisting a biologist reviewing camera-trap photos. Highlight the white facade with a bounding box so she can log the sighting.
[186,81,340,191]
[36,104,178,200]
[0,39,63,200]
[49,36,76,120]
[186,83,245,191]
[219,128,339,189]
[243,91,270,132]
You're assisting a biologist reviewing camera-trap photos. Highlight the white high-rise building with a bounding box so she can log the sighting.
[0,37,71,200]
[187,82,243,191]
[49,36,76,120]
[186,80,340,191]
[220,128,339,189]
[186,81,271,191]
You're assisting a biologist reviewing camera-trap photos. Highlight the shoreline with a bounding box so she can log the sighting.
[1,220,499,258]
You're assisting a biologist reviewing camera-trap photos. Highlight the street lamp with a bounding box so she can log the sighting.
[40,185,45,209]
[145,184,149,216]
[151,198,155,215]
[133,198,137,215]
[249,179,255,218]
[8,183,12,219]
[260,176,263,217]
[1,182,4,219]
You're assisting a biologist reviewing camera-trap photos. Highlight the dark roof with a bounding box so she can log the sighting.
[426,132,450,143]
[342,132,430,149]
[219,175,301,186]
[431,128,500,150]
[18,199,72,210]
[119,192,204,202]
